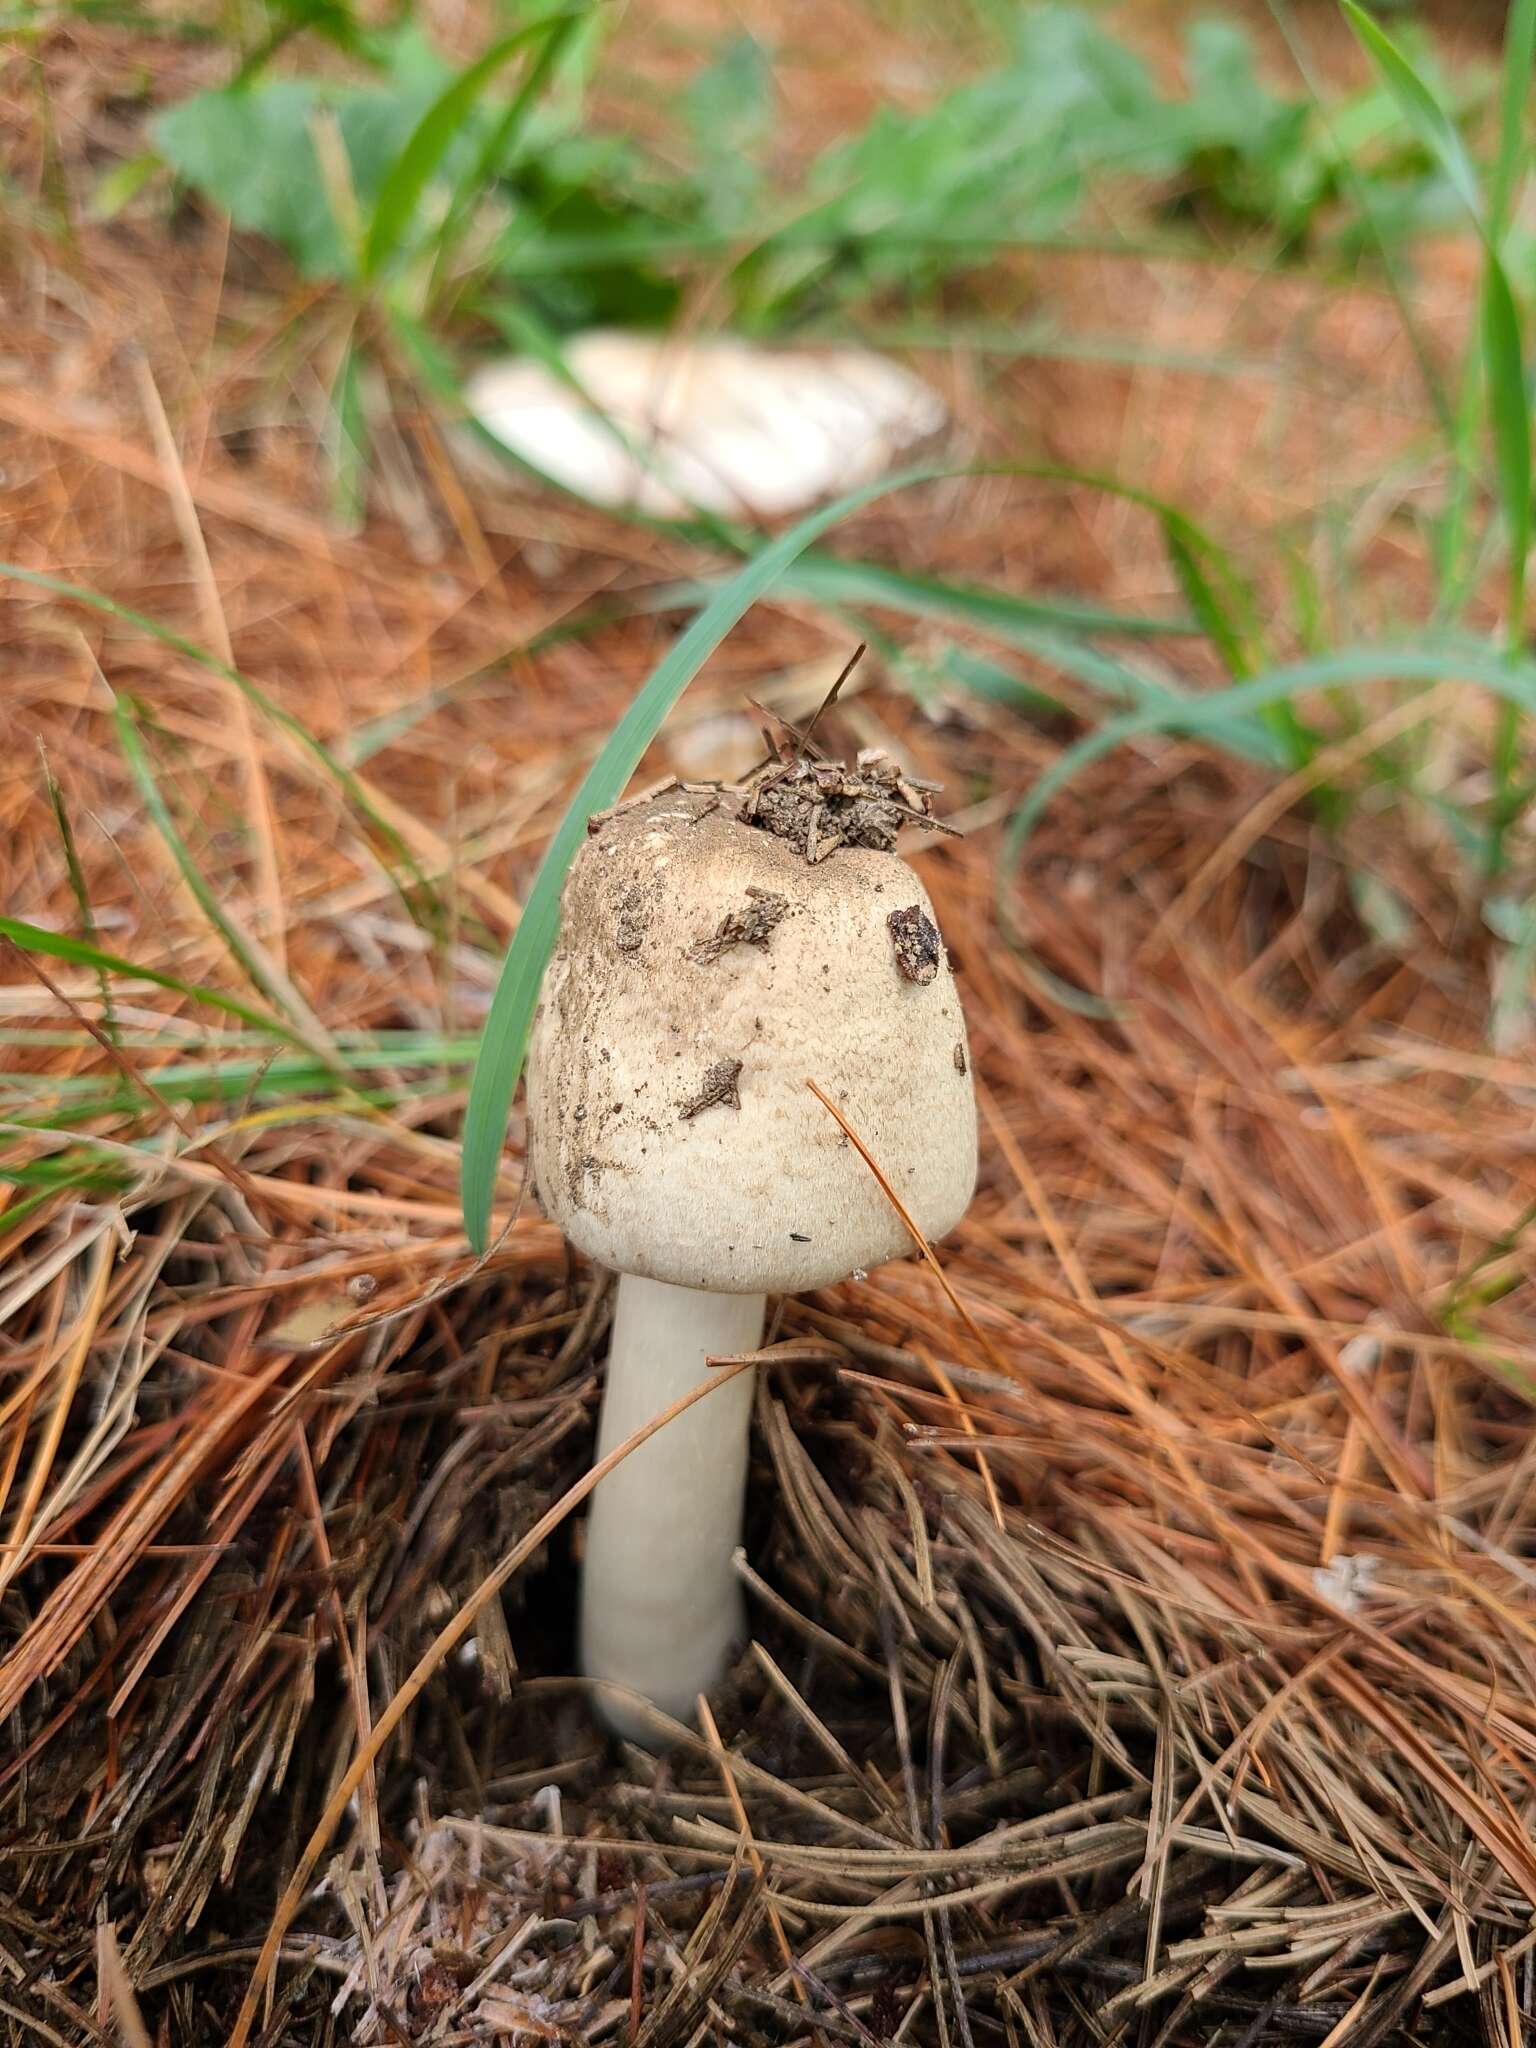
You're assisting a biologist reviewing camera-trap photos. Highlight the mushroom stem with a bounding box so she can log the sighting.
[581,1273,763,1740]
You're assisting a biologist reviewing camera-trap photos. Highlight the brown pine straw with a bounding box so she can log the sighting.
[227,1365,754,2046]
[7,13,1536,2046]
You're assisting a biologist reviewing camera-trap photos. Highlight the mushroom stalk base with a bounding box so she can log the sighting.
[581,1274,763,1743]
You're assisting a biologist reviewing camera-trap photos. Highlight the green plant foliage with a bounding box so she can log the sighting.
[683,33,772,234]
[1164,19,1464,252]
[104,0,1536,1057]
[152,34,457,279]
[147,4,1480,333]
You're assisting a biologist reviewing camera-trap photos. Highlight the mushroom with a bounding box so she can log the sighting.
[525,780,976,1740]
[463,333,947,522]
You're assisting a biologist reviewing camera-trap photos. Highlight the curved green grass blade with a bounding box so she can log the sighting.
[0,917,303,1041]
[781,555,1192,640]
[427,11,586,304]
[1341,1,1482,220]
[460,464,951,1251]
[1004,639,1536,878]
[1064,470,1263,678]
[361,17,575,281]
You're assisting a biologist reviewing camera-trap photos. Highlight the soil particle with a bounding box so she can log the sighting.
[888,903,941,985]
[690,886,789,963]
[679,1057,744,1120]
[613,883,652,953]
[409,1961,467,2021]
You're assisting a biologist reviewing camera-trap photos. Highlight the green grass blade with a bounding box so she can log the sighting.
[781,557,1191,640]
[1160,523,1254,679]
[1482,249,1532,866]
[360,17,574,281]
[1481,253,1530,651]
[1433,357,1488,621]
[459,463,952,1251]
[1004,640,1536,882]
[42,754,117,1041]
[988,463,1265,670]
[0,1149,135,1193]
[112,691,304,1027]
[0,1188,66,1238]
[0,917,303,1040]
[427,9,585,303]
[0,1038,477,1103]
[1320,6,1488,616]
[1,563,439,918]
[1155,511,1326,767]
[329,331,370,530]
[1341,1,1482,221]
[1491,0,1536,235]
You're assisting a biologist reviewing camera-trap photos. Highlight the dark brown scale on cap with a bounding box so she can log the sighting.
[888,903,941,984]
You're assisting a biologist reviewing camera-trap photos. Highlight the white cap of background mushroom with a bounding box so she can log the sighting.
[525,763,976,1740]
[464,331,947,522]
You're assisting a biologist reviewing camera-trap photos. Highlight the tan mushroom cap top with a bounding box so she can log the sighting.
[525,784,977,1294]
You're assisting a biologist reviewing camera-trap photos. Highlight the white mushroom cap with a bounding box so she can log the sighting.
[463,333,947,521]
[525,786,977,1294]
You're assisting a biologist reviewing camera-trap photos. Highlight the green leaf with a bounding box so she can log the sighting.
[459,463,950,1251]
[0,918,301,1040]
[684,33,771,230]
[1341,1,1482,221]
[152,49,453,280]
[153,81,347,277]
[686,33,772,156]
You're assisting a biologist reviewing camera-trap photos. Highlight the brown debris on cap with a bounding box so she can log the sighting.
[679,1056,744,1119]
[737,741,955,865]
[690,887,789,964]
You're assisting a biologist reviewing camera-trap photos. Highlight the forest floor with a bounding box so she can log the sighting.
[4,2,1536,2043]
